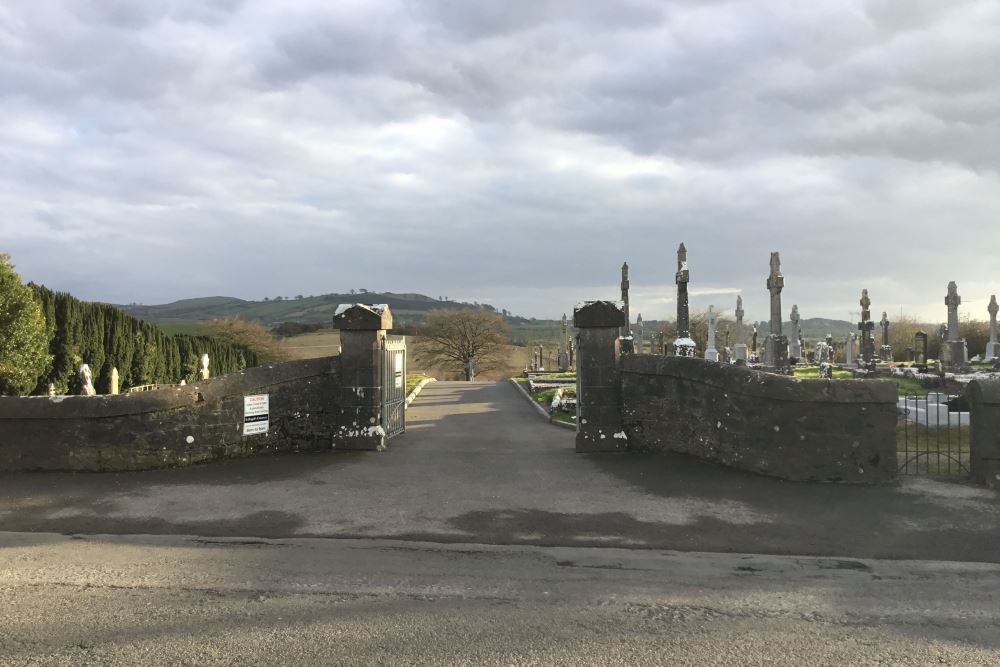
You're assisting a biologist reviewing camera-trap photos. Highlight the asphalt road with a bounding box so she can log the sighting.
[2,532,999,665]
[1,381,999,562]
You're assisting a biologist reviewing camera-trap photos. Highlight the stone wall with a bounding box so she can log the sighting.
[0,357,345,472]
[967,379,1000,489]
[620,355,898,482]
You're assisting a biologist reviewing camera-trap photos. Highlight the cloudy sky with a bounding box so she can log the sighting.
[1,0,998,323]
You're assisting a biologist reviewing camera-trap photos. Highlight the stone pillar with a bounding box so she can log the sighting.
[763,252,788,370]
[943,281,969,371]
[705,305,719,362]
[574,300,626,453]
[915,331,928,365]
[673,243,696,357]
[332,304,393,451]
[986,296,999,362]
[569,341,575,368]
[858,289,875,366]
[538,345,545,371]
[110,367,120,395]
[968,379,1000,490]
[751,325,759,363]
[635,313,644,355]
[789,305,802,361]
[733,295,747,363]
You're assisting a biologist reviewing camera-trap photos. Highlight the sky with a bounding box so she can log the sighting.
[1,0,998,324]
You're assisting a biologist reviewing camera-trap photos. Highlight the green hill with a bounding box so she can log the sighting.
[121,292,518,329]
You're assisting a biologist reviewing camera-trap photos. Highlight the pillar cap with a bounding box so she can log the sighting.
[574,300,625,328]
[333,304,393,330]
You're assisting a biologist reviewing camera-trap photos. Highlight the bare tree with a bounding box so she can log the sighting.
[204,316,289,364]
[415,308,509,380]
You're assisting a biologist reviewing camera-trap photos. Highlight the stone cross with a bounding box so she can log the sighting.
[941,282,968,370]
[763,252,788,369]
[789,305,802,360]
[858,289,875,364]
[78,363,96,396]
[879,312,892,362]
[705,305,719,362]
[733,295,747,362]
[199,354,211,380]
[945,282,961,341]
[987,295,999,362]
[620,261,631,340]
[110,367,120,395]
[635,313,644,354]
[673,243,696,357]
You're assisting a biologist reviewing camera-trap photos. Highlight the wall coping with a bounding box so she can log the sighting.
[0,356,339,420]
[621,354,897,404]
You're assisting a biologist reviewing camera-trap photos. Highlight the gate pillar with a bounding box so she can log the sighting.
[574,301,626,453]
[333,304,393,451]
[968,379,1000,489]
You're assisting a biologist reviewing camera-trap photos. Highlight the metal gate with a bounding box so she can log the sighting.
[381,336,407,438]
[897,392,970,477]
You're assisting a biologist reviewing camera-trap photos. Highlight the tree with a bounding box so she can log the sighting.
[0,254,50,395]
[204,316,289,363]
[416,308,509,380]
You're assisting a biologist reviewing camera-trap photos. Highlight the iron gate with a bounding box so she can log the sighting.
[381,336,406,438]
[897,392,970,477]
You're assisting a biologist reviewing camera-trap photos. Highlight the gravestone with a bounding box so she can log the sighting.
[199,353,211,380]
[705,305,719,362]
[914,331,928,365]
[733,295,748,362]
[48,383,56,397]
[110,367,119,395]
[941,281,969,371]
[845,333,856,366]
[815,342,831,364]
[750,325,759,363]
[635,313,644,355]
[789,305,802,360]
[538,345,545,371]
[858,290,876,365]
[78,364,96,396]
[986,296,1000,362]
[879,312,892,362]
[819,362,833,379]
[763,252,789,370]
[569,341,575,368]
[673,243,696,357]
[619,262,633,353]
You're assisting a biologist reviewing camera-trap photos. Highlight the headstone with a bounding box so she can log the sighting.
[733,295,748,362]
[914,331,928,365]
[763,252,788,369]
[47,383,56,397]
[845,333,856,366]
[673,243,696,357]
[986,295,1000,362]
[819,361,833,379]
[789,305,802,360]
[858,289,876,365]
[705,305,719,362]
[942,281,969,370]
[558,313,570,371]
[620,262,633,352]
[78,364,96,396]
[750,324,759,363]
[635,313,644,355]
[538,345,545,371]
[879,312,892,362]
[199,353,210,380]
[569,340,575,368]
[815,342,831,364]
[110,367,119,395]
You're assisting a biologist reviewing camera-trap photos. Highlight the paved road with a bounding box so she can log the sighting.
[3,532,999,665]
[1,381,999,561]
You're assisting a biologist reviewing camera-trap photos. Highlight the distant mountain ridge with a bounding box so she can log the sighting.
[121,292,520,328]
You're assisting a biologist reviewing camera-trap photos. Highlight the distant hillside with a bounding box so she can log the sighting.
[121,292,527,328]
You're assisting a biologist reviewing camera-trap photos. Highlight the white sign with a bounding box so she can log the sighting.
[394,352,403,373]
[243,394,269,435]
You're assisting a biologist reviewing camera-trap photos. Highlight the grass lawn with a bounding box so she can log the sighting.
[405,373,432,395]
[525,383,577,424]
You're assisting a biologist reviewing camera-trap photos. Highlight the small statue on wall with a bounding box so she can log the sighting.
[78,364,96,396]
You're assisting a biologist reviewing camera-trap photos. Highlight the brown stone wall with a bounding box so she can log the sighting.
[0,357,344,472]
[621,355,898,482]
